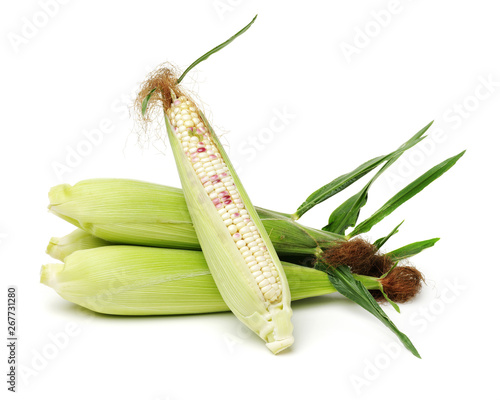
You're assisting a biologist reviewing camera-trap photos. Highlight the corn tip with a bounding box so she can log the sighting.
[266,336,294,354]
[40,263,64,289]
[48,183,72,206]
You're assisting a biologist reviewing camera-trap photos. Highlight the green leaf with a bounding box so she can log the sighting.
[380,261,398,280]
[293,155,388,220]
[388,238,440,261]
[373,220,404,249]
[292,122,432,222]
[316,263,420,358]
[177,15,258,84]
[380,285,401,313]
[321,122,432,232]
[322,190,369,234]
[350,150,466,238]
[141,88,156,116]
[378,262,400,312]
[141,17,257,114]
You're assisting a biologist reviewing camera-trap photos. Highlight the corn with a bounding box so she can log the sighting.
[160,91,293,354]
[48,179,201,250]
[41,245,379,316]
[48,178,343,255]
[47,229,111,261]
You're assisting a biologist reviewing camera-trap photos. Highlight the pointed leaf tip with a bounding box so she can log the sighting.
[373,220,404,249]
[388,238,440,261]
[322,123,432,235]
[318,264,421,358]
[177,15,258,84]
[350,150,466,237]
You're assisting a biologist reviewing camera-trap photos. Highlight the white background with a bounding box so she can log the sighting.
[2,0,499,398]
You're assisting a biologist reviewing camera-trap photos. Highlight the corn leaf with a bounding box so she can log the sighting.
[294,121,433,220]
[349,151,465,237]
[293,155,387,220]
[177,15,257,84]
[321,192,369,235]
[322,122,432,234]
[373,220,404,249]
[388,238,440,261]
[379,285,401,313]
[141,88,156,116]
[316,263,420,358]
[141,16,257,113]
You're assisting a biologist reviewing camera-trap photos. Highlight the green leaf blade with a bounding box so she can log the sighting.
[322,190,368,234]
[177,15,258,84]
[380,286,401,313]
[350,151,465,238]
[294,155,388,220]
[373,220,404,249]
[388,238,440,261]
[295,121,432,221]
[316,263,420,358]
[322,122,432,233]
[141,88,156,116]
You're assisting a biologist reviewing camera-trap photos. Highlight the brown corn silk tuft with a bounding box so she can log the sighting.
[378,266,424,303]
[135,64,183,115]
[322,238,424,303]
[135,65,201,146]
[323,238,392,277]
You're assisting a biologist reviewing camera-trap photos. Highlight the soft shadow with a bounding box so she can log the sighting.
[292,293,357,310]
[51,293,371,320]
[53,300,231,322]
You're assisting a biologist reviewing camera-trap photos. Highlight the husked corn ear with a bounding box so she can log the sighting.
[169,96,282,303]
[48,179,343,255]
[156,85,293,353]
[41,246,354,316]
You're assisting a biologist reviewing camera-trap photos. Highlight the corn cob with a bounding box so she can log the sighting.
[41,245,380,316]
[138,69,294,353]
[48,178,342,255]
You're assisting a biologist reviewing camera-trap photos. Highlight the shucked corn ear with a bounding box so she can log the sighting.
[41,245,380,316]
[138,69,293,353]
[48,178,343,255]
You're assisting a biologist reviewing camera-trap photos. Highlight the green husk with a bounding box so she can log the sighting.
[46,229,111,261]
[41,246,380,316]
[48,178,344,255]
